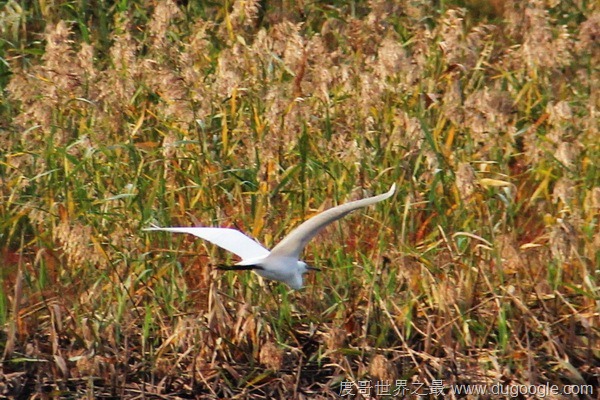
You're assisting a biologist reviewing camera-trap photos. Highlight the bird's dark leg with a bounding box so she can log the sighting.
[217,265,264,271]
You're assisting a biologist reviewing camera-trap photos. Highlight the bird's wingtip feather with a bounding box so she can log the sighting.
[384,183,396,198]
[143,223,161,231]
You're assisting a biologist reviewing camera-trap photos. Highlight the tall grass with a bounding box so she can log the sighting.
[1,0,598,397]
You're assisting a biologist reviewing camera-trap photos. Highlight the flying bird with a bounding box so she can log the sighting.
[145,184,395,289]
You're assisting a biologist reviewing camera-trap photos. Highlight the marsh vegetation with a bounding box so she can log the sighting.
[1,0,598,397]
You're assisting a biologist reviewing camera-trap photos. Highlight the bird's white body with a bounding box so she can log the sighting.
[145,184,395,289]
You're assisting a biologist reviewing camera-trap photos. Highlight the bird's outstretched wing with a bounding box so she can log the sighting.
[269,184,395,259]
[144,225,270,260]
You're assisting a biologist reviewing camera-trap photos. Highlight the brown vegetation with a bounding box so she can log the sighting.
[0,0,598,398]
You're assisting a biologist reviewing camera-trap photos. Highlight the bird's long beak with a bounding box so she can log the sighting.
[307,266,321,272]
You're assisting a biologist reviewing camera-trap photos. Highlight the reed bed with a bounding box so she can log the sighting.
[1,0,598,398]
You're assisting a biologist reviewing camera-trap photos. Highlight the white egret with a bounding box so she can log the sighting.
[145,184,395,289]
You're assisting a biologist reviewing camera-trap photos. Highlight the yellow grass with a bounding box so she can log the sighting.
[1,0,598,398]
